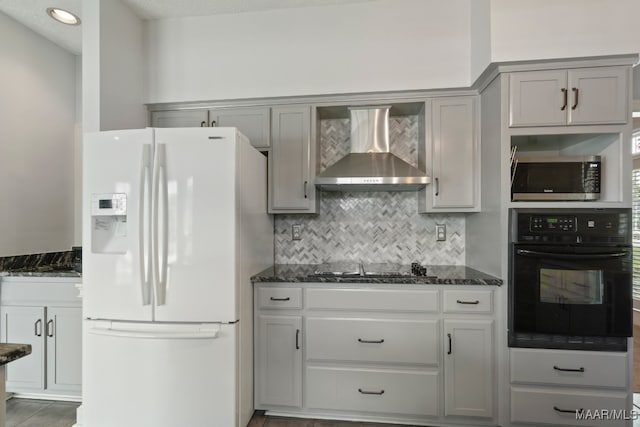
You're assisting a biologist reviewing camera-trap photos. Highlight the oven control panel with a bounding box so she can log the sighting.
[512,209,631,244]
[530,215,576,232]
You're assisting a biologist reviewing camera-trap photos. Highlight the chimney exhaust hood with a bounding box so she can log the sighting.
[315,106,430,192]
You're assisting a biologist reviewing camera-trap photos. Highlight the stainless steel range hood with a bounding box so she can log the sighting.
[315,106,430,192]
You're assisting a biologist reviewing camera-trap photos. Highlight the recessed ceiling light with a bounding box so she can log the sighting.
[46,7,81,25]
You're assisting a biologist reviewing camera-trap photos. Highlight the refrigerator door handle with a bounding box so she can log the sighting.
[88,327,220,340]
[139,144,152,306]
[152,143,168,306]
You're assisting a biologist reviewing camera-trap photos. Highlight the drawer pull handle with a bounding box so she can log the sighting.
[456,299,480,305]
[553,406,584,415]
[295,329,300,350]
[270,297,290,301]
[358,388,384,395]
[357,338,384,344]
[553,365,585,373]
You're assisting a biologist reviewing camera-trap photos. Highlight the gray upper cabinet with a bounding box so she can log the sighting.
[509,66,629,127]
[150,109,208,127]
[209,107,271,150]
[269,105,316,213]
[420,96,479,213]
[152,107,271,150]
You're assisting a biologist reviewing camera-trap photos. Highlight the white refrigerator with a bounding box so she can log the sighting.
[80,127,273,427]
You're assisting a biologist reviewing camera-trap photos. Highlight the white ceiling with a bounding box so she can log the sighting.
[0,0,373,55]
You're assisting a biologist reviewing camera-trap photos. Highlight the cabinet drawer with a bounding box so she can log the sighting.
[442,289,492,313]
[306,318,438,365]
[511,386,628,426]
[510,348,627,388]
[306,288,439,312]
[257,288,302,309]
[306,366,439,417]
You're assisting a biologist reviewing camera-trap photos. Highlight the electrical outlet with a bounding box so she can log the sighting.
[292,224,302,240]
[436,224,446,241]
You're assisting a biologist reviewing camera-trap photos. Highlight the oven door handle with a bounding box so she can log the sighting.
[515,249,628,260]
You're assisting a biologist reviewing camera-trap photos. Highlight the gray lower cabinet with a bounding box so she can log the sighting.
[255,314,303,408]
[508,66,629,127]
[0,279,82,399]
[269,105,317,213]
[509,348,630,426]
[254,284,497,426]
[443,319,493,418]
[254,287,303,409]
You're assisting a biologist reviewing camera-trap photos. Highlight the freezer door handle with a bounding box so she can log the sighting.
[88,327,220,340]
[139,144,152,306]
[153,143,169,306]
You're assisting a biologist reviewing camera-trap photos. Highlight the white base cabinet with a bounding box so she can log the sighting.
[0,278,82,400]
[254,283,497,426]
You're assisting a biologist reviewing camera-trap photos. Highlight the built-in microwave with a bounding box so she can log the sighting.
[511,155,601,201]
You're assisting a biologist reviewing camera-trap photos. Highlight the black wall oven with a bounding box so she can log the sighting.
[509,209,632,351]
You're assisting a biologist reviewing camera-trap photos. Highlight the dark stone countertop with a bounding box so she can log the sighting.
[251,264,502,286]
[0,343,31,366]
[0,250,82,278]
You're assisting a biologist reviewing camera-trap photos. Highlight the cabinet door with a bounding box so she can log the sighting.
[443,319,493,418]
[269,105,315,213]
[256,314,302,408]
[509,70,568,127]
[211,107,271,150]
[567,67,628,125]
[46,307,82,393]
[425,96,479,211]
[150,110,209,127]
[0,306,45,391]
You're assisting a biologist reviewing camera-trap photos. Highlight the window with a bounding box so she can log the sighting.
[632,130,640,306]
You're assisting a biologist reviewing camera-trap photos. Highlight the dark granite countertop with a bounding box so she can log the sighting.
[0,250,82,278]
[0,343,31,366]
[251,264,502,286]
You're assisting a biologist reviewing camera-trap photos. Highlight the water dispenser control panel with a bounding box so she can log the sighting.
[91,193,128,254]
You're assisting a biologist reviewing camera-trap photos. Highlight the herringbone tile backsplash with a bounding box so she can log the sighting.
[274,117,465,265]
[274,191,465,265]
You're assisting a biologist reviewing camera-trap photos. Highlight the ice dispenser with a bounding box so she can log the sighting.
[91,193,128,253]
